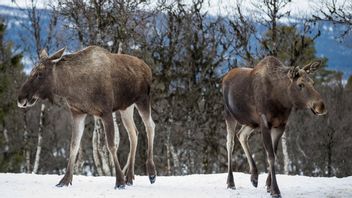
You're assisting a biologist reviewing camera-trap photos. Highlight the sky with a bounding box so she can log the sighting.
[0,0,321,17]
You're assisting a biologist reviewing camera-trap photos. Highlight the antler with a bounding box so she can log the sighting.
[287,66,300,81]
[302,60,322,74]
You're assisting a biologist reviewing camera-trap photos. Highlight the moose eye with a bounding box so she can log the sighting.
[298,83,305,90]
[37,73,44,80]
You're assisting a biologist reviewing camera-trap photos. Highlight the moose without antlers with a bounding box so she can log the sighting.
[17,46,156,189]
[222,56,327,198]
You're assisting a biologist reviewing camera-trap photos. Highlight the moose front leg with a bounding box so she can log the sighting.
[57,111,86,187]
[261,116,281,198]
[266,127,285,193]
[101,113,125,189]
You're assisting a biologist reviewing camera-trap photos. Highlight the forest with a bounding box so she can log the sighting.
[0,0,352,180]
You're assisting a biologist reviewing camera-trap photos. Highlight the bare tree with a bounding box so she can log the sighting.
[252,0,291,56]
[32,104,45,174]
[92,117,114,175]
[227,1,256,65]
[313,0,352,38]
[23,112,31,173]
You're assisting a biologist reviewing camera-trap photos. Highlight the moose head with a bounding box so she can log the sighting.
[287,60,327,116]
[17,48,65,108]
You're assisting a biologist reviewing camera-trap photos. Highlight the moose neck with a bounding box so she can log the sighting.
[268,69,295,110]
[52,59,73,98]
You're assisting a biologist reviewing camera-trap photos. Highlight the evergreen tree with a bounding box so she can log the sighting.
[0,20,25,172]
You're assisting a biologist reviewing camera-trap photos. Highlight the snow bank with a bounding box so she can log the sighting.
[1,172,351,198]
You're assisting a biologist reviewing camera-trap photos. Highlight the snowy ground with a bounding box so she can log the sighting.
[1,172,351,198]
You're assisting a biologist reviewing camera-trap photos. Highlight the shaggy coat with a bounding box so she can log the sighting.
[18,46,156,189]
[222,56,326,198]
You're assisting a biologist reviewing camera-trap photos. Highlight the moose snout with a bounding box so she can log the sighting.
[17,93,38,108]
[17,95,28,108]
[311,101,327,116]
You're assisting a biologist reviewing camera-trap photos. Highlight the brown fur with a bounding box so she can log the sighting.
[18,45,156,188]
[222,56,326,197]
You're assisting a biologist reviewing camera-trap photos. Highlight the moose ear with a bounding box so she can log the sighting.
[39,49,49,59]
[302,60,322,74]
[287,66,299,81]
[48,47,66,61]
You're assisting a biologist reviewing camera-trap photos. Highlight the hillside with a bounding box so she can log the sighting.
[0,5,351,78]
[1,173,351,198]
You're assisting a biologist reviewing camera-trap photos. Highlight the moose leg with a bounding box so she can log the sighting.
[237,125,257,187]
[225,115,237,189]
[101,113,125,189]
[57,111,86,187]
[120,105,138,186]
[136,97,156,184]
[266,127,285,193]
[261,120,281,198]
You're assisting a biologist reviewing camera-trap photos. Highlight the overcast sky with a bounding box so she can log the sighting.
[0,0,320,16]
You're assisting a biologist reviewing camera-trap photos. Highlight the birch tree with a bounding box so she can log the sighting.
[92,116,114,175]
[23,112,31,173]
[32,104,45,174]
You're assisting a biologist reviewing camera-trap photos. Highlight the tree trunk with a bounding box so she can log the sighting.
[32,103,45,174]
[112,112,120,153]
[281,132,290,174]
[92,116,113,176]
[75,144,85,174]
[22,112,31,173]
[2,127,9,158]
[170,144,180,175]
[92,117,103,176]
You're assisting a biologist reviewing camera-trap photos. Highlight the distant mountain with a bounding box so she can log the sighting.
[1,5,351,78]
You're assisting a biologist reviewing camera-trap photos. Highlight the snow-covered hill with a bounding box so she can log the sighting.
[1,173,351,198]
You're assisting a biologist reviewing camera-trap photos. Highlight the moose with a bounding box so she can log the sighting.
[222,56,327,197]
[17,46,156,189]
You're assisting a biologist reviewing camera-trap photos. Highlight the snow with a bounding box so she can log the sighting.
[1,172,351,198]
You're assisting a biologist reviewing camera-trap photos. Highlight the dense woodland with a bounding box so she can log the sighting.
[0,0,352,179]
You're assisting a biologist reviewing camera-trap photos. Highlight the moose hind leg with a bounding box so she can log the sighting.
[120,105,138,186]
[101,113,125,189]
[225,112,237,189]
[237,125,257,187]
[57,112,86,187]
[136,97,156,184]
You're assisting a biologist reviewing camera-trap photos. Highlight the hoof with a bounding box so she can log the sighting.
[250,174,258,188]
[126,181,133,186]
[227,180,236,190]
[56,183,70,187]
[266,186,271,193]
[56,178,72,187]
[226,181,235,189]
[271,194,281,198]
[251,179,258,188]
[227,172,235,189]
[149,175,156,184]
[114,184,126,190]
